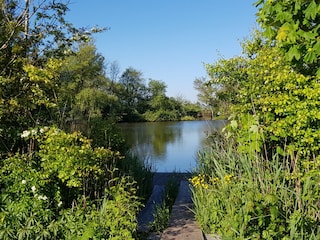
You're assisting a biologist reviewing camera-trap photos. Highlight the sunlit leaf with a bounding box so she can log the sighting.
[287,46,301,60]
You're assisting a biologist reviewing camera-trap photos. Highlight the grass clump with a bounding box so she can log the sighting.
[150,175,180,233]
[191,136,320,239]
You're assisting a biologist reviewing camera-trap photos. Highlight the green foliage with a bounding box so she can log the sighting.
[192,139,320,239]
[255,0,320,77]
[207,41,320,163]
[59,177,141,240]
[194,77,220,118]
[0,58,61,152]
[181,115,196,121]
[238,47,320,158]
[203,33,320,238]
[58,43,119,131]
[0,127,143,239]
[150,175,179,233]
[119,67,148,119]
[0,0,105,152]
[0,154,59,239]
[37,127,122,198]
[150,203,170,234]
[90,177,142,240]
[205,56,248,116]
[143,109,180,122]
[226,113,264,155]
[118,154,153,202]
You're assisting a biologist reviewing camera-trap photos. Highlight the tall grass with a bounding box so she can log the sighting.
[118,154,154,202]
[191,139,320,239]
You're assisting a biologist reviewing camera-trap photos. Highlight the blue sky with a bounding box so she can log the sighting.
[66,1,258,102]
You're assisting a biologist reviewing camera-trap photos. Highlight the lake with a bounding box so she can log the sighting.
[119,120,226,173]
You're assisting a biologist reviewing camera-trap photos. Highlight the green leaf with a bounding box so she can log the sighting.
[230,120,238,129]
[254,0,264,7]
[316,68,320,79]
[287,45,300,61]
[294,1,301,14]
[304,51,316,63]
[276,146,285,156]
[305,1,317,20]
[313,40,320,55]
[249,124,259,134]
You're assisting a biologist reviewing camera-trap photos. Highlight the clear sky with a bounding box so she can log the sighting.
[66,0,258,102]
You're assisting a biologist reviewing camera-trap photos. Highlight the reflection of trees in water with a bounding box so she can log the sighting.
[152,123,181,157]
[199,120,227,148]
[120,122,182,161]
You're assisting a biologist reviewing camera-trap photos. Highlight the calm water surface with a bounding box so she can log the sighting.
[119,120,225,172]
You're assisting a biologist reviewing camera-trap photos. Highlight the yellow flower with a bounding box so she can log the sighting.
[209,177,220,185]
[190,174,210,189]
[223,174,233,184]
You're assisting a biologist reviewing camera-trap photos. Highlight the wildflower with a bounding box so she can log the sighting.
[21,180,26,184]
[21,130,30,138]
[209,177,220,185]
[38,195,48,201]
[58,201,63,207]
[39,126,49,134]
[202,183,209,189]
[190,174,209,189]
[31,186,36,193]
[223,174,233,184]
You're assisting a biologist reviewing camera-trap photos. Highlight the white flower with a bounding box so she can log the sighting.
[21,180,26,184]
[31,186,36,193]
[38,195,48,201]
[58,201,62,207]
[39,127,48,134]
[31,129,37,135]
[21,130,30,138]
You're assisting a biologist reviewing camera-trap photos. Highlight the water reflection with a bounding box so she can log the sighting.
[119,120,225,172]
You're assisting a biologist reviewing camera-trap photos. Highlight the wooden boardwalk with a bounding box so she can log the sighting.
[138,173,204,240]
[161,180,203,240]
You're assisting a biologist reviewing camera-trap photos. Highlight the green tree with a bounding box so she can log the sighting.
[147,79,168,110]
[58,44,117,124]
[255,0,320,77]
[0,0,103,153]
[204,56,248,118]
[118,67,148,120]
[194,77,219,119]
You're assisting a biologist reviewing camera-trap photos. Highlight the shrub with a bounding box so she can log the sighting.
[0,127,143,239]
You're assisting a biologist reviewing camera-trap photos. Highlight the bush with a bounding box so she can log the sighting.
[0,127,143,239]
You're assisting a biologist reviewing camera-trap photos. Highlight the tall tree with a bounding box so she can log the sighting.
[58,43,118,132]
[194,77,218,119]
[0,0,103,152]
[118,67,147,119]
[147,79,167,110]
[255,0,320,77]
[107,60,121,83]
